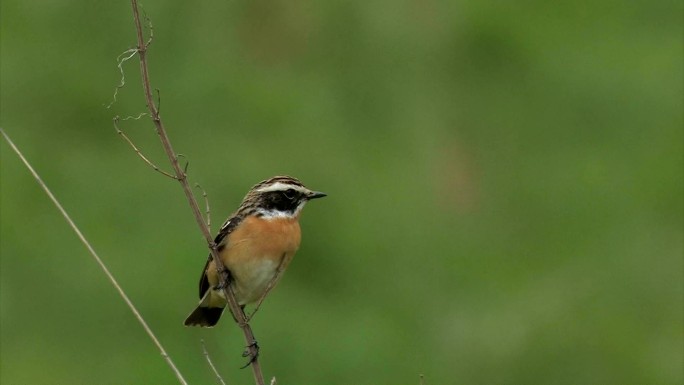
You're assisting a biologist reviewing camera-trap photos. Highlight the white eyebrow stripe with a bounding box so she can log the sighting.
[256,182,308,194]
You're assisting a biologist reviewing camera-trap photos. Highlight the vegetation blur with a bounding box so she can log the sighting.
[1,0,682,384]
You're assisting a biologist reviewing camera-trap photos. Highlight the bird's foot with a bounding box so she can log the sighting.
[240,339,259,369]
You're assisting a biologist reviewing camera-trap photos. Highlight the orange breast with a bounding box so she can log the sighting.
[209,216,301,305]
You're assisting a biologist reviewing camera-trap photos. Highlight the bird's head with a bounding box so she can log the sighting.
[241,175,326,219]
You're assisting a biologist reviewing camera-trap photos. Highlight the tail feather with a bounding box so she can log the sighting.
[184,306,225,327]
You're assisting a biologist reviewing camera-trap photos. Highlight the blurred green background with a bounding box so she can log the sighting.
[1,0,682,384]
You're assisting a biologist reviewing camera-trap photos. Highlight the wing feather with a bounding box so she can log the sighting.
[197,215,243,298]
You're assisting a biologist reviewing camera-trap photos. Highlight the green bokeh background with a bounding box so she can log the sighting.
[1,1,682,384]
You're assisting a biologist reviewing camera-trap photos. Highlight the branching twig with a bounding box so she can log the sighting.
[113,115,177,179]
[155,89,161,114]
[201,339,227,385]
[176,154,190,174]
[141,4,154,49]
[105,5,152,109]
[196,183,212,233]
[125,1,266,384]
[0,128,189,385]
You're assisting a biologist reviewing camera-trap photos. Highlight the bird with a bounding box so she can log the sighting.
[184,175,326,327]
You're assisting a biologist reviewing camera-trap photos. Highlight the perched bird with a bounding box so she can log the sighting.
[184,175,326,327]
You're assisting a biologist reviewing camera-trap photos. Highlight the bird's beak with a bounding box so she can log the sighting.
[307,191,327,200]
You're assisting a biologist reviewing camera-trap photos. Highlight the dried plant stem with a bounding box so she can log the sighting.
[114,116,177,179]
[201,339,227,385]
[127,1,265,384]
[0,128,189,385]
[196,183,212,232]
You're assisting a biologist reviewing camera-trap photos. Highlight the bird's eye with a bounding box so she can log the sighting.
[283,189,296,200]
